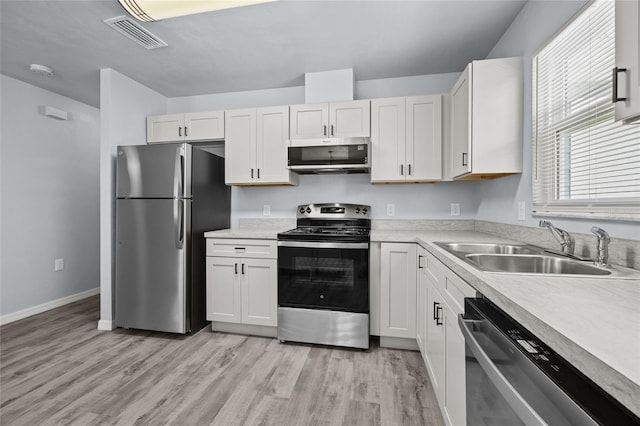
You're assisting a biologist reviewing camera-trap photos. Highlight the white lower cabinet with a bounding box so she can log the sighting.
[419,246,476,426]
[380,243,417,339]
[205,239,277,327]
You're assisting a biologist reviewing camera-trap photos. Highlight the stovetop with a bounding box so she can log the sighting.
[278,203,371,243]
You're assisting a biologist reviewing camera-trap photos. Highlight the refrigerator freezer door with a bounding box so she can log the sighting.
[116,143,192,199]
[116,198,191,333]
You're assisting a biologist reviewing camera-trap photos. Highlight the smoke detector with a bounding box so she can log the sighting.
[30,64,53,77]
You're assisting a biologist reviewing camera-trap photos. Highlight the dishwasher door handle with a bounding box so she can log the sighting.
[458,315,547,426]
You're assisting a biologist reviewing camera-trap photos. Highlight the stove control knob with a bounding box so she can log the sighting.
[306,207,311,213]
[299,207,305,214]
[319,294,324,299]
[362,208,368,214]
[355,208,361,214]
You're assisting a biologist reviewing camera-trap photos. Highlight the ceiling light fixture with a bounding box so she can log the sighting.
[30,64,53,77]
[117,0,278,22]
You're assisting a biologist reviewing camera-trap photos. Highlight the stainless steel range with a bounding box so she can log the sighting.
[277,203,371,349]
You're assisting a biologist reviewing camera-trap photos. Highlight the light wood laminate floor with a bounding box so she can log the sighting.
[1,296,444,426]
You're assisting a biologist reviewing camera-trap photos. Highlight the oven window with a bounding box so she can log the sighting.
[293,256,354,288]
[278,246,369,313]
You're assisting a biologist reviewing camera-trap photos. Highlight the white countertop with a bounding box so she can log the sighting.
[372,229,640,417]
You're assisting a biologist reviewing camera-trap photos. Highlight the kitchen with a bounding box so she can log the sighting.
[1,0,639,425]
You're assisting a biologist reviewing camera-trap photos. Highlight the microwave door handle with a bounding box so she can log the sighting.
[458,315,547,426]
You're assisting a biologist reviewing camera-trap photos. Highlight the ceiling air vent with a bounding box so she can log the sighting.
[104,16,168,50]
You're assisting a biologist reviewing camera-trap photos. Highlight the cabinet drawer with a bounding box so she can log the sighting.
[206,239,276,258]
[443,267,476,314]
[424,249,475,314]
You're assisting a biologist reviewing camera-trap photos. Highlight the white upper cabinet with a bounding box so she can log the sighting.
[449,57,523,180]
[290,100,370,139]
[147,111,224,143]
[614,0,640,123]
[183,111,224,141]
[225,106,298,186]
[371,95,442,183]
[225,108,256,185]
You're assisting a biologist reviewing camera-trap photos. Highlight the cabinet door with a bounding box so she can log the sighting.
[615,0,640,122]
[241,258,277,326]
[370,97,406,182]
[407,95,442,181]
[224,108,257,185]
[206,257,242,323]
[380,243,417,339]
[426,281,446,407]
[450,64,472,178]
[289,103,329,139]
[147,114,184,143]
[256,106,292,184]
[444,300,466,426]
[329,100,371,137]
[184,111,224,141]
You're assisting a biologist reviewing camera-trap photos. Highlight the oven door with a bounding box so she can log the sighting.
[277,241,369,313]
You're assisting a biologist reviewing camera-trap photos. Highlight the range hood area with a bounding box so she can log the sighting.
[288,69,371,174]
[287,137,370,174]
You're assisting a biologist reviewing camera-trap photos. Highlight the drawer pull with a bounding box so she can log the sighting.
[235,247,246,252]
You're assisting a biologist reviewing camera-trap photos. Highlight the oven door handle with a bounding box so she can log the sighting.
[458,315,547,426]
[277,241,369,250]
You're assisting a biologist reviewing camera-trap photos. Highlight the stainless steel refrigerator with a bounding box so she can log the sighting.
[115,143,230,334]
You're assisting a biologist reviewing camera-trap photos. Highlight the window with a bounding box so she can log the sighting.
[532,0,640,221]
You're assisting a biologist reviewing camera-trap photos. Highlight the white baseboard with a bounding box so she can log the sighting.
[97,319,115,331]
[0,287,100,326]
[379,336,419,351]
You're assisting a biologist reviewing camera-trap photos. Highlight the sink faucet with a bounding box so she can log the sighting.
[539,220,575,254]
[591,226,610,268]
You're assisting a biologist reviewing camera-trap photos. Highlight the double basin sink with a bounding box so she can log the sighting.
[434,242,638,279]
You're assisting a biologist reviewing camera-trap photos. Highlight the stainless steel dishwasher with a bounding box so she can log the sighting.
[459,297,640,426]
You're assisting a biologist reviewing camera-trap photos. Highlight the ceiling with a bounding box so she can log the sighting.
[0,0,527,108]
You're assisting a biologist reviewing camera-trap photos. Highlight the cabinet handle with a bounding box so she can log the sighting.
[251,168,254,179]
[241,263,245,275]
[185,126,188,137]
[324,125,327,136]
[612,67,628,103]
[418,255,424,269]
[400,164,404,176]
[235,263,238,274]
[436,305,443,326]
[178,126,182,137]
[331,125,334,136]
[462,152,468,167]
[257,168,260,179]
[408,164,412,176]
[433,301,440,320]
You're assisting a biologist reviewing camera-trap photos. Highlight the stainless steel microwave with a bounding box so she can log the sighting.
[287,137,370,174]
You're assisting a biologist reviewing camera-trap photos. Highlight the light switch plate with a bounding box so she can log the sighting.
[517,201,526,221]
[450,203,460,216]
[263,204,271,217]
[54,258,64,271]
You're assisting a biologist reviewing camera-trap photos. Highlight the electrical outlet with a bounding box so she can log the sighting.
[450,203,460,216]
[386,203,395,216]
[263,204,271,216]
[517,201,526,221]
[54,258,64,272]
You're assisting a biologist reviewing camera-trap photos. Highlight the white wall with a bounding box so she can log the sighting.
[0,75,100,318]
[99,69,166,329]
[169,72,471,226]
[476,0,639,240]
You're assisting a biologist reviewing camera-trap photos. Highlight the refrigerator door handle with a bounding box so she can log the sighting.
[173,145,185,199]
[174,199,184,249]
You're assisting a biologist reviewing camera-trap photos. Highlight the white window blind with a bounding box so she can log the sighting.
[532,0,640,221]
